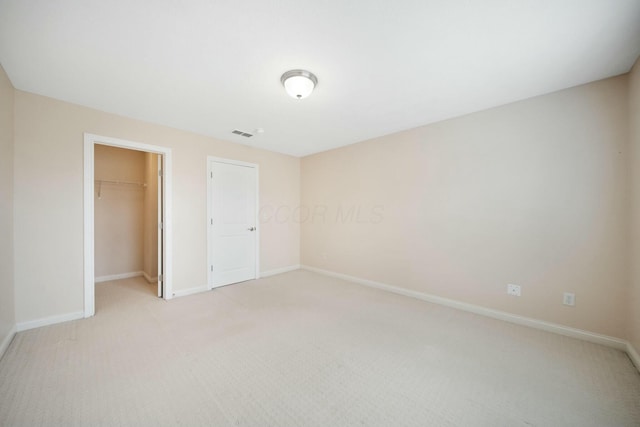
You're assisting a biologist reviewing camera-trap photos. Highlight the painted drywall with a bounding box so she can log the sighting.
[94,145,146,278]
[0,64,15,348]
[302,76,629,338]
[143,152,159,281]
[13,91,300,323]
[629,58,640,353]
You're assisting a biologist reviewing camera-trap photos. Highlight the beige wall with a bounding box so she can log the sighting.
[302,76,629,338]
[629,58,640,352]
[94,145,146,278]
[143,152,159,280]
[13,91,300,323]
[0,64,15,346]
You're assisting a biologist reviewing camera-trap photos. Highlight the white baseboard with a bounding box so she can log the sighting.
[172,264,301,298]
[16,311,84,332]
[0,325,16,360]
[627,342,640,371]
[301,265,628,351]
[172,265,301,299]
[260,264,300,278]
[172,285,209,298]
[142,271,158,283]
[95,271,143,283]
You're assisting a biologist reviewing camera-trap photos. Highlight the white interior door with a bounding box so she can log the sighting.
[208,159,258,288]
[157,155,164,297]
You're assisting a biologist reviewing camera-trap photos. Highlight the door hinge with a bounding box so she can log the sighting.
[158,274,163,282]
[159,169,163,177]
[210,171,213,179]
[159,222,163,230]
[210,265,213,272]
[210,218,213,225]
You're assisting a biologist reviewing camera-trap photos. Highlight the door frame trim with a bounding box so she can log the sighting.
[83,133,173,317]
[207,156,260,290]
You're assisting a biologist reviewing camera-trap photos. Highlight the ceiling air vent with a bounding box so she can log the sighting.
[232,129,253,138]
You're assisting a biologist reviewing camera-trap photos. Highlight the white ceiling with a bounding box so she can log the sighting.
[1,1,639,157]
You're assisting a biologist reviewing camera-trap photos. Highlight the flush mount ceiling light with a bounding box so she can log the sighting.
[281,69,318,99]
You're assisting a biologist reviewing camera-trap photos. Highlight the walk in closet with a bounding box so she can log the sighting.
[94,145,159,292]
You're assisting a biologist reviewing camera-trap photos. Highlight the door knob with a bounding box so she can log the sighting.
[248,227,256,231]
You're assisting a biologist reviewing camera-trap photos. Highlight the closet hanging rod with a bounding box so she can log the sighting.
[95,179,147,199]
[95,179,147,187]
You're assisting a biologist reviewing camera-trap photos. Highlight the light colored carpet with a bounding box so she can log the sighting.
[0,270,639,426]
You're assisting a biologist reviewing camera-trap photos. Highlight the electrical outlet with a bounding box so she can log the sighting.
[563,292,575,306]
[507,284,521,297]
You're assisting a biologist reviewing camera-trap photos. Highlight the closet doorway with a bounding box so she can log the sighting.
[94,145,161,295]
[83,133,173,317]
